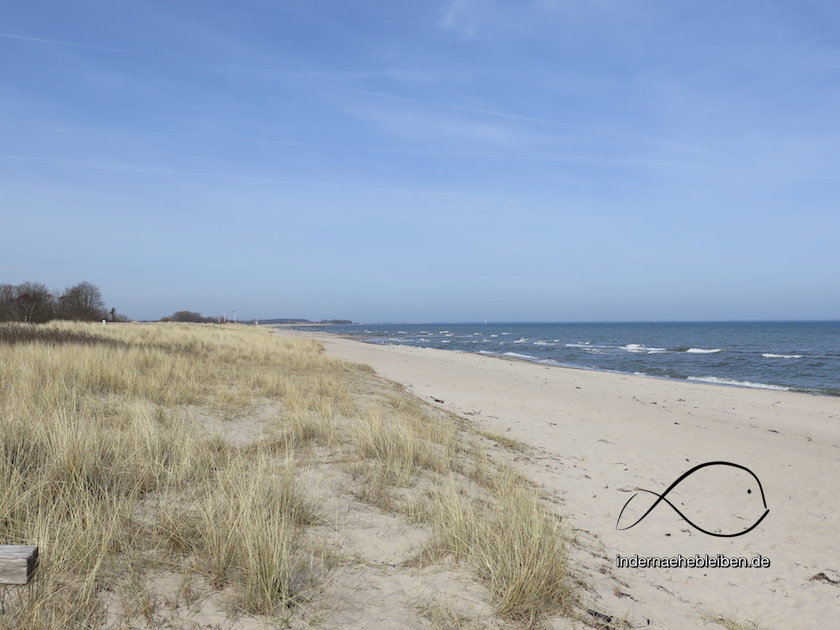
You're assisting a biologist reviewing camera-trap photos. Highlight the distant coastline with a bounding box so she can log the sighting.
[261,319,355,327]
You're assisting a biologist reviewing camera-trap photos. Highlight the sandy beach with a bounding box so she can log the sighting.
[303,331,840,629]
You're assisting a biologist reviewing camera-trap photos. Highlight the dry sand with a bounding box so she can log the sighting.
[301,331,840,629]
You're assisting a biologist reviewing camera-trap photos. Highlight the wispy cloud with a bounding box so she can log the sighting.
[438,0,478,38]
[532,0,677,42]
[0,154,267,180]
[0,33,138,54]
[317,83,710,155]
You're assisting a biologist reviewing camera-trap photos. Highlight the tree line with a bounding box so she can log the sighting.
[0,281,125,323]
[160,311,220,323]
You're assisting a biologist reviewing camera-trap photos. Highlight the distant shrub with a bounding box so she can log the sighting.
[161,310,216,323]
[0,323,126,347]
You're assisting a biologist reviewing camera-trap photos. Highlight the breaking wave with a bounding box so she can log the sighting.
[687,376,789,391]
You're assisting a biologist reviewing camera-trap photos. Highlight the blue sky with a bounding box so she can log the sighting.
[2,1,838,322]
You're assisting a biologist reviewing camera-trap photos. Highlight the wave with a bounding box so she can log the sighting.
[501,352,539,360]
[667,346,722,353]
[762,353,803,359]
[622,343,668,354]
[687,376,789,391]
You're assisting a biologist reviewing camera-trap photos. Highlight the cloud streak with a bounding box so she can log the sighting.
[313,83,710,156]
[0,33,138,54]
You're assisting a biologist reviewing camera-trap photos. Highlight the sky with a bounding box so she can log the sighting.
[2,0,839,322]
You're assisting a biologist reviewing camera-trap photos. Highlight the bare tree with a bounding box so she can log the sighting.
[58,281,106,321]
[14,282,56,323]
[0,284,17,321]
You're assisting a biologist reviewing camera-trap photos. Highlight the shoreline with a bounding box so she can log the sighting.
[279,326,837,399]
[282,328,840,629]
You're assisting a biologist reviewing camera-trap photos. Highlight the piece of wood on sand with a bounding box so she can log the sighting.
[0,546,38,585]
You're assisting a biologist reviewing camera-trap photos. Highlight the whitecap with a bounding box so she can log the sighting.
[762,353,803,359]
[686,348,722,354]
[688,376,789,391]
[502,352,539,360]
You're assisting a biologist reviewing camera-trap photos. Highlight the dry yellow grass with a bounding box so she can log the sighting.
[0,322,577,628]
[413,473,573,625]
[706,611,763,630]
[0,322,351,627]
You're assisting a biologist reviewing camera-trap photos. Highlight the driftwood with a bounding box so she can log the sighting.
[0,546,38,585]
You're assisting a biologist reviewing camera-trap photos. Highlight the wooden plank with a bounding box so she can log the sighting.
[0,545,38,585]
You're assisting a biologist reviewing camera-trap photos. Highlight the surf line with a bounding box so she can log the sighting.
[616,461,769,538]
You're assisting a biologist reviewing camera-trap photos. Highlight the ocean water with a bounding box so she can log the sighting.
[303,321,840,396]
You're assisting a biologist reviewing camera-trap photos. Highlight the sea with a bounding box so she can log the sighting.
[299,321,840,397]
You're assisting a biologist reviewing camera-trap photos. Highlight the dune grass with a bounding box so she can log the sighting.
[0,322,352,627]
[410,473,573,625]
[706,612,762,630]
[0,321,577,628]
